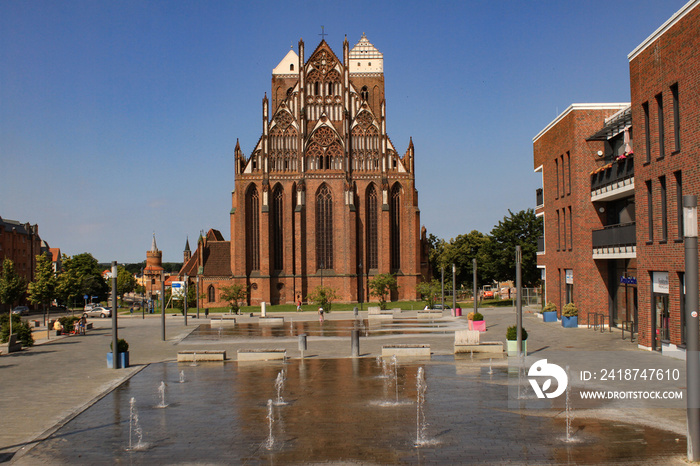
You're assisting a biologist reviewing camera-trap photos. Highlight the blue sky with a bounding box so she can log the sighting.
[0,0,688,263]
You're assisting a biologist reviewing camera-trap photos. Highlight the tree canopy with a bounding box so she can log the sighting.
[0,258,27,311]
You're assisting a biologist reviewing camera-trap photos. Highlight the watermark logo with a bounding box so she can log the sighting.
[528,359,568,399]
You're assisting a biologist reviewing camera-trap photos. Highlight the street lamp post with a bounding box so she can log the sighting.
[516,246,523,358]
[473,258,478,315]
[452,264,456,311]
[184,274,188,326]
[684,195,699,461]
[111,261,119,369]
[441,267,445,311]
[196,275,200,319]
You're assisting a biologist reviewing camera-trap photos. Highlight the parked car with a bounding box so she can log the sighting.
[84,303,98,312]
[49,305,67,313]
[84,307,111,318]
[12,305,29,315]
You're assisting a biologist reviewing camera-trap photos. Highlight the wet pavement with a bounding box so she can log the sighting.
[0,307,692,464]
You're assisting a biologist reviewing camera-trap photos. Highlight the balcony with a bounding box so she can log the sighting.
[592,222,636,259]
[590,156,634,202]
[536,188,543,208]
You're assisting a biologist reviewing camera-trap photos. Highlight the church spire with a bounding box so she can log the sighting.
[151,233,158,252]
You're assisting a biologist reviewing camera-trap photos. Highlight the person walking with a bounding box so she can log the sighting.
[318,307,324,323]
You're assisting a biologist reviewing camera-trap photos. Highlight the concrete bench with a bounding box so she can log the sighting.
[210,315,236,326]
[417,310,443,319]
[453,329,504,354]
[0,334,22,353]
[177,350,226,362]
[237,349,287,361]
[382,344,431,359]
[258,316,285,325]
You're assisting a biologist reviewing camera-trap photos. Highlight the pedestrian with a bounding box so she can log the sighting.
[129,305,134,315]
[79,314,87,335]
[296,299,302,312]
[53,319,64,335]
[318,307,324,323]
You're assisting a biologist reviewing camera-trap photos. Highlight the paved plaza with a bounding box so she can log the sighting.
[0,306,691,464]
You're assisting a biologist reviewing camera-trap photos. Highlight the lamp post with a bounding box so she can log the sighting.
[452,264,456,310]
[516,246,523,358]
[684,195,699,461]
[196,275,200,319]
[441,266,445,311]
[358,260,363,310]
[473,258,478,315]
[111,261,119,369]
[140,267,145,320]
[161,279,165,341]
[184,274,188,326]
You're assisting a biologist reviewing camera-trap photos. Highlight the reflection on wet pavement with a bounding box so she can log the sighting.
[20,358,685,465]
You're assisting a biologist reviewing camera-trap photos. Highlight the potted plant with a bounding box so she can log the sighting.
[468,311,486,332]
[561,302,579,328]
[541,302,558,323]
[506,325,528,356]
[107,338,130,368]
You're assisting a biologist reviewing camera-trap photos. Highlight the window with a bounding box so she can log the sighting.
[568,206,573,250]
[560,155,565,196]
[390,184,401,271]
[316,184,333,270]
[562,207,567,251]
[290,63,294,71]
[671,83,680,152]
[646,180,653,243]
[208,285,215,303]
[555,158,560,199]
[361,86,369,101]
[660,176,667,242]
[643,102,651,163]
[656,93,665,159]
[566,152,571,195]
[557,210,561,251]
[366,184,378,270]
[246,185,260,271]
[271,185,284,271]
[675,171,683,241]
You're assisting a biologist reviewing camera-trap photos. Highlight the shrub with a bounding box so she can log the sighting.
[472,312,484,321]
[59,316,80,333]
[542,301,557,314]
[467,311,475,320]
[110,338,129,353]
[506,325,528,341]
[0,313,34,347]
[563,302,578,317]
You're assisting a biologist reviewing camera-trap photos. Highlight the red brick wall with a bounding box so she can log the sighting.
[630,3,700,349]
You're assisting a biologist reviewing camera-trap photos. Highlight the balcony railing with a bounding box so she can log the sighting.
[536,188,543,208]
[537,235,544,253]
[592,222,636,248]
[590,156,634,193]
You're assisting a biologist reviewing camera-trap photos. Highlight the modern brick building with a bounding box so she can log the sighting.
[0,216,43,285]
[181,34,429,307]
[629,0,699,355]
[534,0,699,357]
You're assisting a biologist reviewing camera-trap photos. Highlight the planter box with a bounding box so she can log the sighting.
[471,320,486,332]
[542,311,558,323]
[106,351,130,369]
[562,316,578,328]
[506,340,527,356]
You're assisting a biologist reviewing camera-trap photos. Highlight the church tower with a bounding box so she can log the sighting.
[144,233,164,300]
[230,33,428,305]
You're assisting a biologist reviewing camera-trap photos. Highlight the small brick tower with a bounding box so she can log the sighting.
[144,233,164,300]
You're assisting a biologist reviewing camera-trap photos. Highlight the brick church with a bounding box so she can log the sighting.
[180,34,429,306]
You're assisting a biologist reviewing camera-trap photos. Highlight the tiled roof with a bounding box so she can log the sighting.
[202,241,231,276]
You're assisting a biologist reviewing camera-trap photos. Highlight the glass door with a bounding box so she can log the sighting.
[654,294,669,350]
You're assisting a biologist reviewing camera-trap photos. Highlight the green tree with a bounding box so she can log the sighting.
[56,256,81,308]
[416,279,441,309]
[219,283,248,314]
[0,258,27,335]
[438,230,493,290]
[64,253,109,304]
[368,273,398,310]
[116,266,137,300]
[307,285,339,313]
[482,208,543,287]
[28,253,57,314]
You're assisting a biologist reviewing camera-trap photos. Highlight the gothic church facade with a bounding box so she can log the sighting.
[184,34,429,306]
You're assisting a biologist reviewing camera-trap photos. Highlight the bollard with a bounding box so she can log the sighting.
[299,333,307,359]
[353,306,359,318]
[351,329,360,357]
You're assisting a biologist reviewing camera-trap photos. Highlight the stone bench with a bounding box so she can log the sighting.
[417,310,443,319]
[453,329,504,354]
[177,350,226,362]
[381,344,431,359]
[210,315,236,326]
[0,334,22,353]
[237,349,287,361]
[258,316,285,325]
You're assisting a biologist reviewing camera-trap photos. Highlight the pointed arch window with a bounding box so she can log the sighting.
[316,185,333,270]
[271,185,284,271]
[361,86,369,101]
[246,185,260,271]
[207,285,216,303]
[390,184,401,271]
[366,184,378,269]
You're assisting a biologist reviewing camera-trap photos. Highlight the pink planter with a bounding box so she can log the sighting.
[472,320,486,332]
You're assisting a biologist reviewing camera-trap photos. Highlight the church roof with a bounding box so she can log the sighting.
[272,48,299,75]
[151,233,159,252]
[349,33,383,59]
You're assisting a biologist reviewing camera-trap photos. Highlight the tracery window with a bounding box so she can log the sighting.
[390,183,401,271]
[316,184,333,270]
[271,185,284,271]
[307,127,342,171]
[269,112,297,172]
[366,184,378,269]
[246,185,260,271]
[351,111,380,170]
